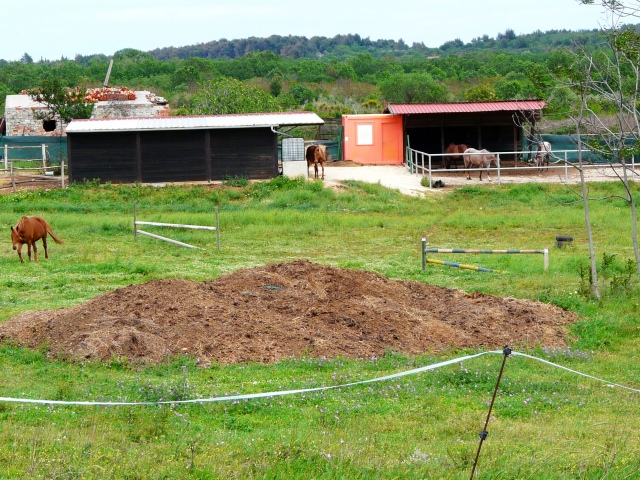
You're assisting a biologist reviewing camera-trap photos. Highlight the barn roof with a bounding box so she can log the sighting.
[384,100,546,115]
[66,112,324,133]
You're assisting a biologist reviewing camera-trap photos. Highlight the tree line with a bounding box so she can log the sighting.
[0,27,635,121]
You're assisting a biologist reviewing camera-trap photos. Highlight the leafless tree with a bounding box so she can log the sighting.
[573,0,640,281]
[535,0,640,298]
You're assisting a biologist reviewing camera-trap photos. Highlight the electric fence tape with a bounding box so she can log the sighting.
[0,350,637,406]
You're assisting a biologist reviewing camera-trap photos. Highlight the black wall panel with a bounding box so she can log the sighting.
[68,127,278,184]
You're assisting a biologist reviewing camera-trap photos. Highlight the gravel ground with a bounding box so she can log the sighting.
[321,161,634,196]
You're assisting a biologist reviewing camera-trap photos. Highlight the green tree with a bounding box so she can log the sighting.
[465,84,497,101]
[171,65,201,88]
[0,82,10,114]
[269,74,283,97]
[284,83,318,106]
[378,72,449,103]
[187,77,280,114]
[544,86,578,117]
[27,77,93,123]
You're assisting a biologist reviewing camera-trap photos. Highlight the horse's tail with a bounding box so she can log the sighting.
[45,222,64,245]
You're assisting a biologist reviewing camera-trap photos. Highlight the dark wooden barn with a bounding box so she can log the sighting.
[65,112,323,184]
[383,100,545,165]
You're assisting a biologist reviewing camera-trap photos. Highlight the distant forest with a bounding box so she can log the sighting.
[146,29,606,60]
[1,25,636,126]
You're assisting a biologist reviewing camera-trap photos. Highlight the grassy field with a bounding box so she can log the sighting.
[1,177,639,479]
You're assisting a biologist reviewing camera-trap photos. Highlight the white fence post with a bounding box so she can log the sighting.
[42,144,47,171]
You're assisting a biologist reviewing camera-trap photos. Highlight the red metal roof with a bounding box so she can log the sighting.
[385,100,545,115]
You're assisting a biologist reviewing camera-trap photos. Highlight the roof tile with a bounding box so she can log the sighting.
[385,101,545,115]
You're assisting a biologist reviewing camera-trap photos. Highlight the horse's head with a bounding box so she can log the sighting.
[314,145,326,164]
[10,226,20,250]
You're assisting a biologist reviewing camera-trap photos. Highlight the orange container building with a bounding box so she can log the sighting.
[341,114,403,164]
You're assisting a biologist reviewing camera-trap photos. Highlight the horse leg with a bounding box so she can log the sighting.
[32,241,38,262]
[43,236,49,259]
[321,162,325,180]
[26,241,33,261]
[314,163,319,179]
[16,243,24,263]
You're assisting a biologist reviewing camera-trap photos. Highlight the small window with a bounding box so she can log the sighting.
[357,124,373,145]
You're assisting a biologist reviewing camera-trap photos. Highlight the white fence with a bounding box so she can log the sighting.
[406,148,639,188]
[134,202,220,251]
[1,144,67,191]
[3,144,50,171]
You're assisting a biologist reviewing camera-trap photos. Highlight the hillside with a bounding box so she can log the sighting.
[146,28,612,61]
[2,25,637,125]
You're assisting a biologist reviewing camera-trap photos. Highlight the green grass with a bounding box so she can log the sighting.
[1,178,640,478]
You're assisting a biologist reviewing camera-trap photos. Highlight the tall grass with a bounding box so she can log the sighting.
[0,178,639,478]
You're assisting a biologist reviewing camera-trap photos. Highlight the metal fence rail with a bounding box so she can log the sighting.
[422,239,549,272]
[406,148,638,188]
[133,202,220,251]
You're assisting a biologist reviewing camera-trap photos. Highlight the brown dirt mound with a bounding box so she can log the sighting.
[0,260,576,365]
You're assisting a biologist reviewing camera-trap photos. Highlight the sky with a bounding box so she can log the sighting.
[3,0,611,62]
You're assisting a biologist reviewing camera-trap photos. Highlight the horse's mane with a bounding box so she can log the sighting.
[16,216,29,229]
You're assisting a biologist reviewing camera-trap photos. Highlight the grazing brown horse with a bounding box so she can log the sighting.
[306,144,327,179]
[10,216,64,263]
[443,143,468,169]
[463,148,497,181]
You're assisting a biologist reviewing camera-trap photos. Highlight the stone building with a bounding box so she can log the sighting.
[4,89,169,137]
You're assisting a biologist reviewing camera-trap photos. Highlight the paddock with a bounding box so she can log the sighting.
[0,141,67,191]
[407,147,639,188]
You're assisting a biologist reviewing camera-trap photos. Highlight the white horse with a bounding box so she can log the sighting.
[463,148,497,181]
[534,141,551,171]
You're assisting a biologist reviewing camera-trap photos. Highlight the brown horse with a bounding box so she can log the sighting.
[10,216,64,263]
[443,143,468,169]
[306,144,327,179]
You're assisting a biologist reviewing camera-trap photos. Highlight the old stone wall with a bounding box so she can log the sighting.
[4,92,170,137]
[5,105,67,136]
